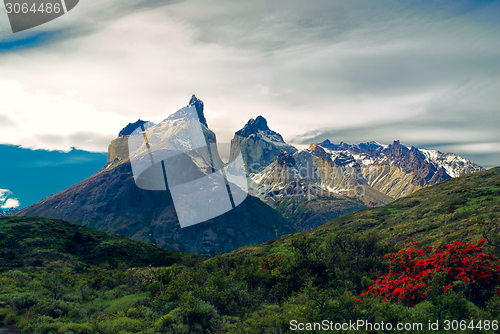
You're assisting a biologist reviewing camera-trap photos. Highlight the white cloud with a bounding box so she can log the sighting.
[0,80,133,151]
[0,189,10,202]
[0,189,20,208]
[1,198,20,209]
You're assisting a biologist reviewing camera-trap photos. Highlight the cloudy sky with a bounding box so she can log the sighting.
[0,0,499,169]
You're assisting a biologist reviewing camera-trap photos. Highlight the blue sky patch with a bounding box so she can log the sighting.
[0,145,107,208]
[0,31,57,52]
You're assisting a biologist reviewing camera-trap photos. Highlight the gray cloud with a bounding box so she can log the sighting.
[0,0,498,168]
[0,114,17,128]
[0,0,183,43]
[36,134,65,146]
[291,118,500,169]
[35,132,114,153]
[68,131,115,150]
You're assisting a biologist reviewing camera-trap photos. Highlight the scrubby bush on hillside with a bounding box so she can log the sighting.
[359,239,500,307]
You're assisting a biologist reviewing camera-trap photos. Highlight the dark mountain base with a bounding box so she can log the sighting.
[14,162,293,256]
[275,196,367,232]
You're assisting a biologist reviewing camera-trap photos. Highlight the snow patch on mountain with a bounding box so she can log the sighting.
[257,130,289,146]
[419,149,481,178]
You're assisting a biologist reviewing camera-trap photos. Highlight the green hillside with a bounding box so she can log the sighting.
[315,166,500,246]
[1,168,500,333]
[228,167,500,258]
[0,217,189,271]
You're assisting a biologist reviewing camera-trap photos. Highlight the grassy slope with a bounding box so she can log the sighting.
[0,216,189,272]
[1,168,500,333]
[315,166,500,245]
[228,167,500,258]
[0,217,202,332]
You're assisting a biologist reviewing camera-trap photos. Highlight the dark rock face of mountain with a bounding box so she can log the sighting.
[314,139,484,199]
[429,167,452,185]
[118,120,154,137]
[230,117,372,233]
[320,140,385,154]
[188,94,208,127]
[383,141,437,187]
[282,196,366,232]
[15,96,293,256]
[308,144,331,163]
[235,116,284,142]
[276,151,295,167]
[247,146,374,232]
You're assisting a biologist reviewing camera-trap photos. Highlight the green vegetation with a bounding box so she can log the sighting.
[0,217,186,270]
[1,168,500,333]
[313,167,500,247]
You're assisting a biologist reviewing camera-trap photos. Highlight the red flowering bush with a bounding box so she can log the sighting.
[261,253,281,271]
[359,239,500,307]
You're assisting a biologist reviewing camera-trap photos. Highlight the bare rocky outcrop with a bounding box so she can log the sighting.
[107,136,130,163]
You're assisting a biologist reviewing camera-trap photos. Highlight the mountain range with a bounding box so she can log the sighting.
[0,208,17,217]
[230,112,483,232]
[14,96,293,256]
[15,95,485,254]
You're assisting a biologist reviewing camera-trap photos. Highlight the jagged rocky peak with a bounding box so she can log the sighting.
[357,141,385,151]
[118,119,155,137]
[230,115,297,173]
[308,144,331,162]
[385,141,429,169]
[235,116,285,143]
[319,140,352,151]
[385,140,408,156]
[0,207,18,216]
[236,116,268,135]
[164,94,208,127]
[429,166,452,185]
[276,151,296,167]
[109,95,212,165]
[110,119,154,163]
[316,140,386,154]
[384,140,424,159]
[188,94,208,128]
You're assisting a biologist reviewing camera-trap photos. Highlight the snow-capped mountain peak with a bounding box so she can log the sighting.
[309,140,484,198]
[419,148,478,178]
[235,115,286,144]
